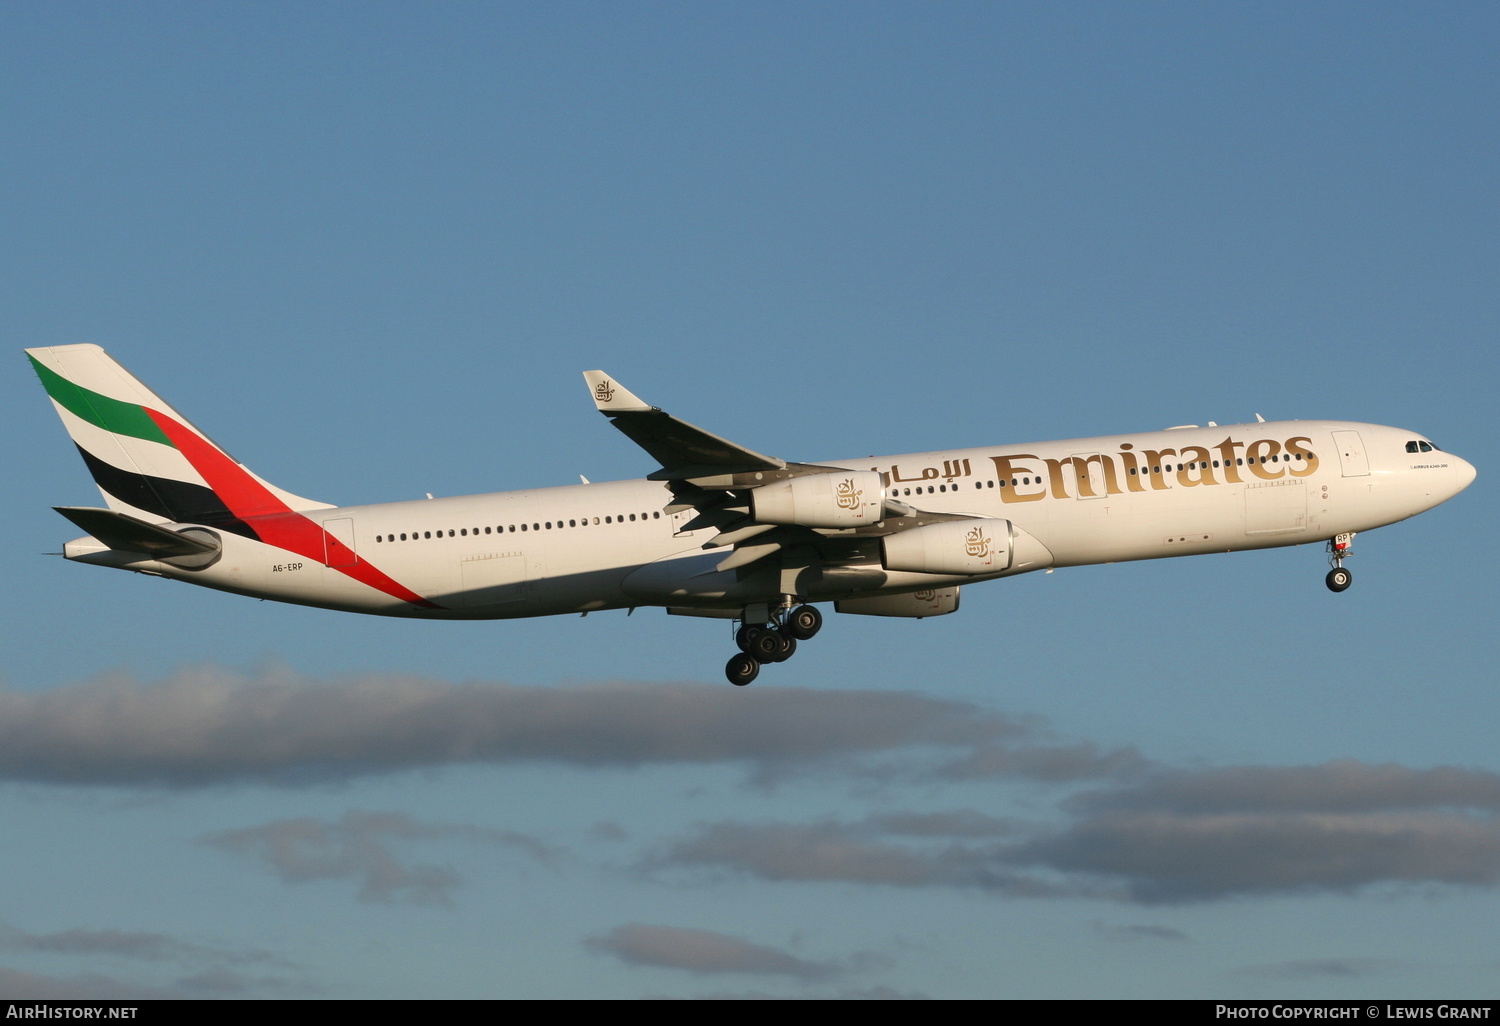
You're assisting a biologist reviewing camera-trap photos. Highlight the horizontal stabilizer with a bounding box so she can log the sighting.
[53,507,219,558]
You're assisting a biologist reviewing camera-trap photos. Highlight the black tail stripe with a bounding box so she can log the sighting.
[74,445,262,541]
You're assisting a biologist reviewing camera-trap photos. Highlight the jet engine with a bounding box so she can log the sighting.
[750,470,885,528]
[881,518,1012,575]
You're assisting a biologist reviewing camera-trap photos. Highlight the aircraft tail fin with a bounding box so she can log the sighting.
[26,345,332,532]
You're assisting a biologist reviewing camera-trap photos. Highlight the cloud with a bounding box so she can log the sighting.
[652,760,1500,904]
[1091,921,1189,943]
[201,809,557,905]
[1068,760,1500,815]
[651,817,1081,897]
[1012,809,1500,903]
[584,924,842,981]
[0,667,1036,787]
[865,810,1016,838]
[1233,958,1411,980]
[666,986,930,1000]
[0,925,186,962]
[1009,761,1500,902]
[0,965,178,1000]
[938,740,1151,783]
[0,961,310,1000]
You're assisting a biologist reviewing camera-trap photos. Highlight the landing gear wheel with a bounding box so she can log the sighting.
[786,605,822,640]
[1326,567,1352,593]
[768,632,796,662]
[750,629,783,663]
[736,624,763,656]
[726,653,760,686]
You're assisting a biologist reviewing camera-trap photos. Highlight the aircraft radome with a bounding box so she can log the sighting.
[28,345,1476,686]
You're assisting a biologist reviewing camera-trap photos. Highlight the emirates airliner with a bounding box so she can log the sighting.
[29,345,1474,685]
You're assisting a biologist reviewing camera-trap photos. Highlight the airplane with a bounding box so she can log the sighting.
[28,344,1476,686]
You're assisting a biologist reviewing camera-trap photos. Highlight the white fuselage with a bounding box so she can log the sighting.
[69,419,1475,619]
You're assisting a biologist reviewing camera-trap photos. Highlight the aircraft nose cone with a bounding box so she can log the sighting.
[1453,455,1477,494]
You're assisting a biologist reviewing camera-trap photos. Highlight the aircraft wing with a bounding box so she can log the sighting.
[581,371,786,480]
[582,372,975,575]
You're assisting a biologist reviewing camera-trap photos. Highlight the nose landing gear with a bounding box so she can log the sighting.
[725,602,822,685]
[1325,533,1354,593]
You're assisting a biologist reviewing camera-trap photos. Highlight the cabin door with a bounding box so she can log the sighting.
[322,518,358,567]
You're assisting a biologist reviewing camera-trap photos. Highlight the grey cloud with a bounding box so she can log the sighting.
[1012,809,1500,903]
[940,740,1152,783]
[653,818,1079,897]
[1070,760,1500,815]
[1092,921,1189,943]
[1233,958,1411,980]
[201,809,555,905]
[173,966,315,996]
[0,962,309,1000]
[655,756,1500,903]
[866,809,1015,838]
[0,966,178,1000]
[0,668,1027,787]
[1015,761,1500,903]
[585,923,842,981]
[0,921,288,970]
[670,986,930,999]
[0,926,184,962]
[589,821,629,842]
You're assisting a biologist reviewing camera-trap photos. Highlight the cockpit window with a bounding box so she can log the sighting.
[1406,440,1438,454]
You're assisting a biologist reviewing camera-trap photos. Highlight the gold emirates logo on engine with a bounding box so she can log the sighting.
[964,527,990,557]
[976,434,1321,503]
[834,478,863,510]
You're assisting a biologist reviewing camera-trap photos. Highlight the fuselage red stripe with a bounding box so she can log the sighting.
[145,410,440,608]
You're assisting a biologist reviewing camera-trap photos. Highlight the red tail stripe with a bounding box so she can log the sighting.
[145,411,440,609]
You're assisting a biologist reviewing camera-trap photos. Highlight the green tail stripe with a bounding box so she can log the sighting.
[27,353,173,447]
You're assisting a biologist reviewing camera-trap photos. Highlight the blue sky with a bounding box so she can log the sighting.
[2,0,1497,999]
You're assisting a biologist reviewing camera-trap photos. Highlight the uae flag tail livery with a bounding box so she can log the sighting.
[28,344,435,610]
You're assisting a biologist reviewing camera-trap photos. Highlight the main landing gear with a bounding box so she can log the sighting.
[1325,533,1354,593]
[725,603,823,686]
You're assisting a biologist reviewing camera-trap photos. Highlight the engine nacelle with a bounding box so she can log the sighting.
[751,470,884,528]
[836,588,960,618]
[881,519,1012,575]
